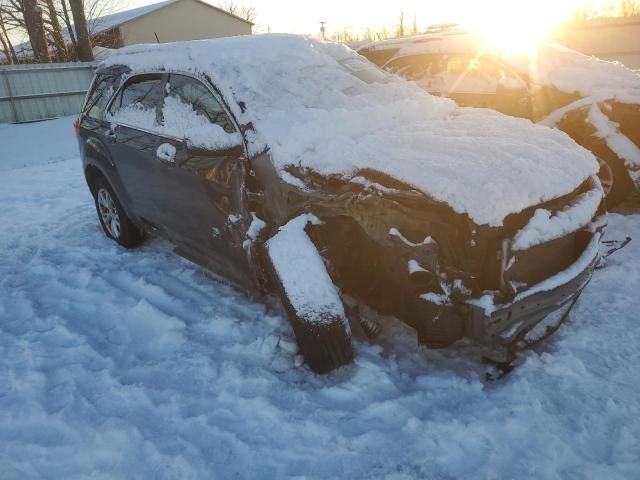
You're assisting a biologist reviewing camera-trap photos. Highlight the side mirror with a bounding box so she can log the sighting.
[156,142,177,165]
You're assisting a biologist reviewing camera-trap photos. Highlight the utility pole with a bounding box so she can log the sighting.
[319,20,326,40]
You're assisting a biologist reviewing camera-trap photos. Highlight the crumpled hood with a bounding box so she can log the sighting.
[103,34,599,227]
[265,100,599,227]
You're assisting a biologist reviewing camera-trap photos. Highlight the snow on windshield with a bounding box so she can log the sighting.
[103,34,598,227]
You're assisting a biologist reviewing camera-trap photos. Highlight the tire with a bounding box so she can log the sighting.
[93,177,144,248]
[600,154,634,210]
[264,221,353,374]
[278,288,354,374]
[556,105,634,209]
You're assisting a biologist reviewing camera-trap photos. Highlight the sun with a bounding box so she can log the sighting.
[458,0,587,53]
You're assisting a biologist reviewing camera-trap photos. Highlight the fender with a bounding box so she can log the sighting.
[80,120,137,222]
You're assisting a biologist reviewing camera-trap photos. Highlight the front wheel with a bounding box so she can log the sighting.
[265,214,353,373]
[93,177,144,248]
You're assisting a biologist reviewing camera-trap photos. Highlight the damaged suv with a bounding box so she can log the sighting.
[77,35,606,373]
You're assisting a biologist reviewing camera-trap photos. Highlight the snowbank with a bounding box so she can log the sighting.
[102,35,598,226]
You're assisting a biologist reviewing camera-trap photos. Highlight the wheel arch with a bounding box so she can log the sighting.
[84,164,106,196]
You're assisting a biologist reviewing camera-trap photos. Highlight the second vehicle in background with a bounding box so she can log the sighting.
[358,28,640,207]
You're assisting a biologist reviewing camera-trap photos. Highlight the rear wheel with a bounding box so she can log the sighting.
[556,105,634,209]
[93,177,144,248]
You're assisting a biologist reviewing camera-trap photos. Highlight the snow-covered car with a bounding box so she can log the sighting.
[358,30,640,207]
[77,34,605,373]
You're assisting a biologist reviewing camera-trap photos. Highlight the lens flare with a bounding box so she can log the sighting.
[457,0,587,53]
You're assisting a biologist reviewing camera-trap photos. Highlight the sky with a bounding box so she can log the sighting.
[5,0,613,46]
[121,0,612,38]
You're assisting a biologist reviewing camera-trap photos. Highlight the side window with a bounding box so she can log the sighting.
[165,74,237,134]
[107,75,165,129]
[83,74,118,121]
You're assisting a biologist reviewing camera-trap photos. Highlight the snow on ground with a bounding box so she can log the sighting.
[1,118,640,479]
[0,116,78,172]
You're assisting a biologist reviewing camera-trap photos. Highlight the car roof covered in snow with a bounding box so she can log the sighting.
[102,34,598,227]
[360,31,640,104]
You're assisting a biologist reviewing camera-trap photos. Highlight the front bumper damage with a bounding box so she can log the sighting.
[276,167,606,366]
[466,230,602,363]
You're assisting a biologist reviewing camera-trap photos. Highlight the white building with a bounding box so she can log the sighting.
[91,0,253,48]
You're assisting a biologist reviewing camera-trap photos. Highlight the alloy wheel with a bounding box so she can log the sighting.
[97,188,121,238]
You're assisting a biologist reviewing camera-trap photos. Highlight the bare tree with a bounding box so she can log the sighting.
[329,25,397,43]
[59,0,76,49]
[68,0,92,60]
[22,0,50,61]
[570,0,640,20]
[0,7,18,63]
[42,0,67,59]
[217,0,255,24]
[396,9,405,37]
[0,25,10,61]
[618,0,640,16]
[412,15,417,35]
[569,4,599,22]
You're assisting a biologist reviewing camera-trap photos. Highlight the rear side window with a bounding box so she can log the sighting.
[106,72,241,150]
[107,75,165,129]
[108,75,165,115]
[83,74,118,121]
[166,74,237,133]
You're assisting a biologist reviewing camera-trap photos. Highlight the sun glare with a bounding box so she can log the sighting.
[458,0,588,52]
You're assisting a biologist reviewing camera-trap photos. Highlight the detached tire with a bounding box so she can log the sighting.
[273,274,354,374]
[93,176,144,248]
[265,215,353,374]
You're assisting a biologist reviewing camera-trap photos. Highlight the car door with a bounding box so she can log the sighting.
[104,73,167,227]
[152,73,252,286]
[79,68,134,206]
